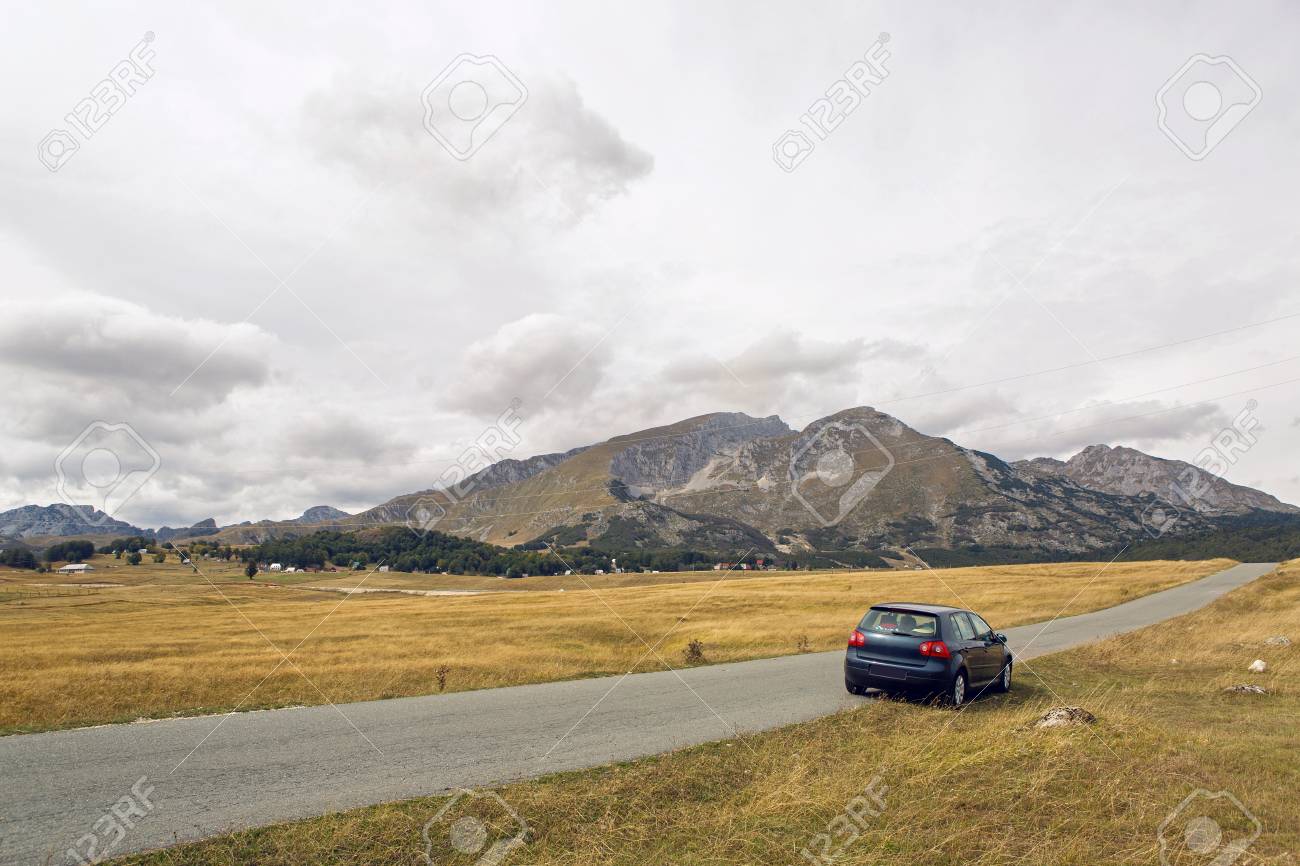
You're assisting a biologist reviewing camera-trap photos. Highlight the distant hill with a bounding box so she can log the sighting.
[155,518,220,543]
[1014,444,1298,516]
[289,505,352,524]
[0,504,147,540]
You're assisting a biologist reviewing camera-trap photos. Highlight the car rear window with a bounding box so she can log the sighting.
[859,608,938,637]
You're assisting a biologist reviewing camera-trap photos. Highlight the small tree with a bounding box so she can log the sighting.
[126,552,142,566]
[245,561,258,580]
[153,552,166,563]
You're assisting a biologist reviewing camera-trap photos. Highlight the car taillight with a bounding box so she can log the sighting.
[919,640,951,659]
[848,629,866,648]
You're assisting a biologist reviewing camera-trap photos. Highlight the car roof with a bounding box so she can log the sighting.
[871,602,965,615]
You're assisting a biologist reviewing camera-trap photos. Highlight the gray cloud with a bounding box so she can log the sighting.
[442,313,612,415]
[302,74,653,224]
[0,293,272,406]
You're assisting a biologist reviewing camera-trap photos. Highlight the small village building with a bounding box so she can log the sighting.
[56,563,95,574]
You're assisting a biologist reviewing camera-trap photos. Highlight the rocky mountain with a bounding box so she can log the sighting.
[155,518,220,543]
[289,505,352,524]
[228,406,1288,557]
[636,408,1219,555]
[0,504,147,540]
[1014,444,1298,516]
[22,407,1292,558]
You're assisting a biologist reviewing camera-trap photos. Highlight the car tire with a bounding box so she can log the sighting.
[992,660,1012,693]
[946,669,968,707]
[845,679,865,696]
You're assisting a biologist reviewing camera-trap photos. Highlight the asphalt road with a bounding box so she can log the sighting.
[0,562,1275,865]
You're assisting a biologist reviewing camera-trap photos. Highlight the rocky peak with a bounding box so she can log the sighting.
[0,503,146,539]
[1019,444,1297,515]
[293,505,351,524]
[610,412,792,496]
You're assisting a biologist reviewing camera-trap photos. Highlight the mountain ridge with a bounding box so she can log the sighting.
[4,408,1294,555]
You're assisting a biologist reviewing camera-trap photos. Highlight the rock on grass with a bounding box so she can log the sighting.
[1223,684,1268,695]
[1033,706,1097,729]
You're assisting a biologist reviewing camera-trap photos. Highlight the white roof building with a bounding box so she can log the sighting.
[56,563,95,574]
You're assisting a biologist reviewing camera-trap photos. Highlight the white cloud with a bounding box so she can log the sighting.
[442,313,613,415]
[302,74,653,224]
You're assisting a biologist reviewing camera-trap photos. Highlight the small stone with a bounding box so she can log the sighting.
[1248,659,1268,673]
[1264,635,1291,647]
[1223,684,1268,695]
[1170,658,1179,665]
[1033,706,1097,729]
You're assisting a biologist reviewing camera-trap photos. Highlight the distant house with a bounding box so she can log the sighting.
[137,548,149,555]
[56,563,95,574]
[378,565,390,573]
[268,563,282,572]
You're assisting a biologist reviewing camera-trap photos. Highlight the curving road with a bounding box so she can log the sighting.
[0,562,1274,865]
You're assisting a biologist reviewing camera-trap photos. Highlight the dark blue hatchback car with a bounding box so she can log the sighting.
[844,603,1013,706]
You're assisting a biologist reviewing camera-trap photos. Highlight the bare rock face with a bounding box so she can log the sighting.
[609,412,791,495]
[291,506,351,524]
[1264,635,1292,647]
[1014,444,1299,516]
[0,503,145,539]
[1033,706,1097,728]
[1248,659,1268,673]
[1223,684,1268,695]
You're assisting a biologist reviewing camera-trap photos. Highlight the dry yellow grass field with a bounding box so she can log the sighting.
[0,557,1230,735]
[115,560,1297,866]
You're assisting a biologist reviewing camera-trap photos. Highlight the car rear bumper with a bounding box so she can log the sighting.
[844,655,949,690]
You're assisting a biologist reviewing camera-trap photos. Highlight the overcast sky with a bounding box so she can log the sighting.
[2,0,1298,527]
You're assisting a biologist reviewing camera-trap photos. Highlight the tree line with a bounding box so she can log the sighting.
[242,526,775,576]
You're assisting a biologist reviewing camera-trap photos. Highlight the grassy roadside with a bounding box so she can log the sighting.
[0,559,1228,735]
[114,559,1296,866]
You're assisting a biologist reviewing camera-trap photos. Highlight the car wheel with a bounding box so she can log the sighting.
[845,679,865,696]
[993,661,1012,693]
[946,670,968,707]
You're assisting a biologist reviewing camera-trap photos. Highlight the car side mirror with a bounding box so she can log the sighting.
[994,632,1007,644]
